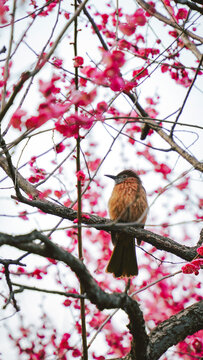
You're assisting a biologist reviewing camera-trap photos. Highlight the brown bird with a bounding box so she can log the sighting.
[105,170,148,278]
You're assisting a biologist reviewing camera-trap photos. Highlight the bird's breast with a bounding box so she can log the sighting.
[108,179,148,224]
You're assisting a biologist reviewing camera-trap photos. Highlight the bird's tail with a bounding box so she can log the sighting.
[106,234,138,277]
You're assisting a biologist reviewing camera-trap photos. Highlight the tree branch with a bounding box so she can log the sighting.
[170,54,203,137]
[12,282,86,299]
[3,193,201,261]
[147,300,203,360]
[0,155,40,198]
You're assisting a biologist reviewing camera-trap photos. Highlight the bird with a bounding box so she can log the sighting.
[105,169,148,278]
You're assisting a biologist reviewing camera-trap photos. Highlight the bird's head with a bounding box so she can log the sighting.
[105,170,141,184]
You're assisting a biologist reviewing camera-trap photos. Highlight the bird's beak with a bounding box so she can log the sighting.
[105,174,117,180]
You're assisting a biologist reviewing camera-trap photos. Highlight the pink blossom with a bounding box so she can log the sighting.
[117,39,131,50]
[63,299,72,307]
[145,1,156,16]
[169,30,178,38]
[110,76,125,91]
[131,9,147,26]
[82,214,90,220]
[191,258,203,269]
[197,246,203,256]
[96,101,108,113]
[71,88,97,106]
[73,56,84,67]
[76,170,86,182]
[52,57,63,68]
[176,8,188,20]
[119,23,136,36]
[55,143,65,153]
[54,190,66,199]
[0,0,9,24]
[101,13,109,25]
[38,189,52,199]
[19,211,29,221]
[182,263,197,274]
[102,50,125,68]
[136,34,145,43]
[39,75,60,97]
[72,349,82,357]
[161,63,169,73]
[64,12,70,20]
[176,177,189,190]
[10,109,27,130]
[174,204,185,212]
[155,163,171,178]
[59,333,71,350]
[25,114,48,129]
[192,338,203,353]
[132,67,148,80]
[55,113,93,138]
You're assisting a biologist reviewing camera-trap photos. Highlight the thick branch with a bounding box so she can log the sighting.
[147,300,203,360]
[0,155,39,198]
[136,0,203,46]
[138,120,203,172]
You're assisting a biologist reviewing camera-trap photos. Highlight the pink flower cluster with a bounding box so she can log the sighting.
[102,49,126,91]
[119,9,147,36]
[182,247,203,275]
[55,113,93,138]
[10,75,70,131]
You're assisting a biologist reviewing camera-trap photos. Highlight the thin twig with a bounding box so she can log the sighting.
[3,264,20,311]
[170,54,203,137]
[11,282,86,299]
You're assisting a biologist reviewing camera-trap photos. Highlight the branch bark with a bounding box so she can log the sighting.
[147,300,203,360]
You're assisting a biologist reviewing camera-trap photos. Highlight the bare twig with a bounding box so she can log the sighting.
[170,54,203,137]
[11,282,86,299]
[1,255,27,312]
